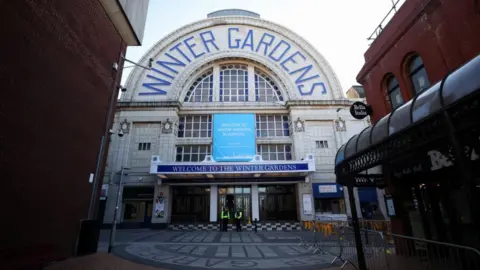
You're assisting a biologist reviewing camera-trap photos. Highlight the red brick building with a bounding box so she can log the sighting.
[348,0,480,242]
[357,0,480,122]
[0,0,148,268]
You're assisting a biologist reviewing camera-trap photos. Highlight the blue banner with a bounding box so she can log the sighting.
[156,163,309,173]
[213,114,256,162]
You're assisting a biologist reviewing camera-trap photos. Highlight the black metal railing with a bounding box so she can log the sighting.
[367,0,406,43]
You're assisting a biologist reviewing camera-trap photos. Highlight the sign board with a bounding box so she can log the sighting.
[385,195,396,217]
[138,25,330,99]
[318,184,337,193]
[213,114,256,162]
[349,101,372,120]
[155,163,309,174]
[302,194,313,215]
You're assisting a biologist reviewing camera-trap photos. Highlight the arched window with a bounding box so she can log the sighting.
[255,69,284,102]
[386,75,403,110]
[184,69,213,102]
[408,55,430,94]
[220,64,248,102]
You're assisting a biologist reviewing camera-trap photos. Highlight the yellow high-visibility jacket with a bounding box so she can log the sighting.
[235,212,242,219]
[221,211,230,219]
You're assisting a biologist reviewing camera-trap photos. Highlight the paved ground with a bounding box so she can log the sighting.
[94,230,354,270]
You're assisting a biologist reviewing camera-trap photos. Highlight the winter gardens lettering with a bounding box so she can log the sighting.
[141,27,327,96]
[157,164,308,173]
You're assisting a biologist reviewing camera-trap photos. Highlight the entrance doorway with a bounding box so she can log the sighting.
[218,186,251,221]
[259,184,297,221]
[171,186,210,223]
[123,200,153,225]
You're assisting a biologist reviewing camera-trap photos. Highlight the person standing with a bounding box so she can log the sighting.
[221,207,230,232]
[235,209,243,232]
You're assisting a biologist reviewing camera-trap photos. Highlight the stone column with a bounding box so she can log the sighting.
[251,184,259,221]
[210,185,218,222]
[354,187,363,219]
[297,182,314,221]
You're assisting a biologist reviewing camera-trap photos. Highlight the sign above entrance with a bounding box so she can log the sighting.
[154,163,309,174]
[213,114,256,162]
[349,101,372,120]
[138,25,330,99]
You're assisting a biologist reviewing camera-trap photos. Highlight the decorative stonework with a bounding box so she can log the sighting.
[162,118,174,134]
[119,119,130,134]
[294,117,305,132]
[335,117,347,132]
[124,16,343,101]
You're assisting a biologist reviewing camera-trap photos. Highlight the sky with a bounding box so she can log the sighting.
[121,0,405,92]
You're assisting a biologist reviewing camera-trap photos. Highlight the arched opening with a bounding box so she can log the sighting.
[219,64,249,102]
[408,55,430,95]
[385,74,404,110]
[254,68,284,102]
[183,69,213,102]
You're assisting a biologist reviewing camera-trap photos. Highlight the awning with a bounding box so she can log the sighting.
[335,55,480,186]
[312,183,344,199]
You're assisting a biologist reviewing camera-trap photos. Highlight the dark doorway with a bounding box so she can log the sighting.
[226,194,234,213]
[171,186,210,223]
[258,184,297,221]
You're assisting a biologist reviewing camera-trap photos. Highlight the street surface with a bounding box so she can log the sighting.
[99,229,347,270]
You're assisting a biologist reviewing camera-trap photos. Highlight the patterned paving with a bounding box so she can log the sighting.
[113,231,343,269]
[168,222,301,231]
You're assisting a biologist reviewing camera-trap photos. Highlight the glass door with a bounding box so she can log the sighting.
[218,186,251,222]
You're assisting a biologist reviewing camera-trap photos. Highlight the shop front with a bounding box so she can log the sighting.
[334,55,480,258]
[150,154,316,229]
[312,183,347,221]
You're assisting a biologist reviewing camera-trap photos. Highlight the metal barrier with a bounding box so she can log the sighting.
[297,221,480,270]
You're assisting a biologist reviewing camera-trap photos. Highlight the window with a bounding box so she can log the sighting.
[314,199,345,214]
[138,142,151,151]
[175,145,211,162]
[256,115,290,137]
[184,69,213,102]
[220,64,248,102]
[178,115,212,138]
[386,76,403,110]
[255,70,283,102]
[257,144,292,161]
[316,140,329,148]
[408,56,430,95]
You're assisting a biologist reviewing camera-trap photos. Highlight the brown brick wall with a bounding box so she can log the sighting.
[357,0,480,122]
[0,0,126,267]
[354,0,480,238]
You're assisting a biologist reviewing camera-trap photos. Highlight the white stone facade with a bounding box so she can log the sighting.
[102,10,383,227]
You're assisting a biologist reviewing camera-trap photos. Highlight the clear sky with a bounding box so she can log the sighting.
[121,0,405,92]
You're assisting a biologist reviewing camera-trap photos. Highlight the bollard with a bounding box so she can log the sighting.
[254,218,258,232]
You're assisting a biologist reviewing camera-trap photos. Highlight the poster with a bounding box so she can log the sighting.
[100,184,109,200]
[213,114,256,162]
[385,196,396,216]
[302,194,313,215]
[154,196,165,218]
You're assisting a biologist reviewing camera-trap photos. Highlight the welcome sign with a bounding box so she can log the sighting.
[213,114,256,162]
[139,25,328,98]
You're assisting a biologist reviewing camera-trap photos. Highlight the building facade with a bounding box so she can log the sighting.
[0,0,149,268]
[357,0,480,123]
[335,0,480,248]
[102,9,381,231]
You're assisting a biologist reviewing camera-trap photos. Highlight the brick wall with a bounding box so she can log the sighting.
[0,0,126,267]
[357,0,480,122]
[354,0,480,239]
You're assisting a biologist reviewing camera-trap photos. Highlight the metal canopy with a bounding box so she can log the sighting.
[335,55,480,185]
